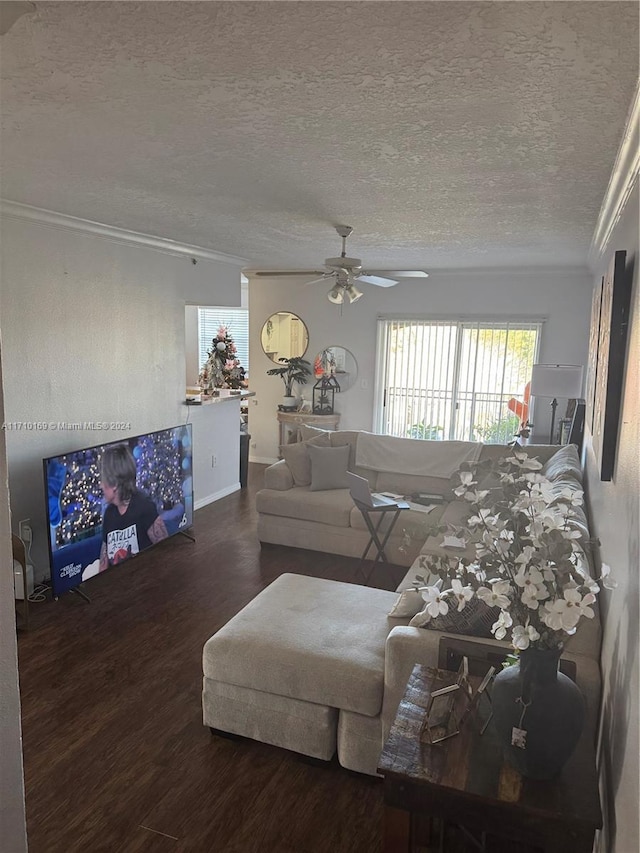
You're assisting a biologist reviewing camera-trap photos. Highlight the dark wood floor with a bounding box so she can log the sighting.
[17,464,409,853]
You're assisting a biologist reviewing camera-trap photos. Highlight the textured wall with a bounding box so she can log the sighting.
[0,216,242,580]
[584,182,639,853]
[248,267,592,462]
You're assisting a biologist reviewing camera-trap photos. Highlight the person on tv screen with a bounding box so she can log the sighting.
[99,444,168,571]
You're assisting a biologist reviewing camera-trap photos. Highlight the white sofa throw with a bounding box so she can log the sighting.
[355,433,482,478]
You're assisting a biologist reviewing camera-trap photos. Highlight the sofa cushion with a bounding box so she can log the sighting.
[256,485,354,527]
[202,573,405,717]
[280,433,331,485]
[309,444,351,491]
[542,444,582,482]
[419,500,478,560]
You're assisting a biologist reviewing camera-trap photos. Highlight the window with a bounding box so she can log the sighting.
[198,307,249,376]
[375,318,542,443]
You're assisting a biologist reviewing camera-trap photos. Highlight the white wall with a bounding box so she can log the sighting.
[0,214,243,581]
[248,267,592,462]
[0,338,27,852]
[584,181,639,853]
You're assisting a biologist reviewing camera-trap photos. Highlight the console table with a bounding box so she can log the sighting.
[378,663,602,853]
[276,411,340,447]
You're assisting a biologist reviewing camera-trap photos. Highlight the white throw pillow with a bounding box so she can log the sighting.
[388,588,426,618]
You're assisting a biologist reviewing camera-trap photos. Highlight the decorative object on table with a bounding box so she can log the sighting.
[252,225,429,305]
[492,646,585,779]
[267,356,312,409]
[420,666,463,744]
[199,324,248,393]
[530,363,584,444]
[470,666,495,734]
[589,250,631,481]
[411,449,615,778]
[312,373,340,414]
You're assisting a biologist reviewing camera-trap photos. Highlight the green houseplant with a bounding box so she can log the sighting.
[267,357,311,408]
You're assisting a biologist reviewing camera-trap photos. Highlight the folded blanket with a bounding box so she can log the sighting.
[355,432,482,478]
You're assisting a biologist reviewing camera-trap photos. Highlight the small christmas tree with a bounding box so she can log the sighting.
[199,324,248,392]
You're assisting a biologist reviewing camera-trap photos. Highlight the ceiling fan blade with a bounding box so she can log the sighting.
[305,274,332,287]
[368,270,429,278]
[253,269,325,277]
[355,274,399,288]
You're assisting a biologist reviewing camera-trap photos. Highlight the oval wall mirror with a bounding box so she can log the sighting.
[313,346,358,393]
[261,312,309,363]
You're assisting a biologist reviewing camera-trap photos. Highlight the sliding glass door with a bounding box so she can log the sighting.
[375,318,542,443]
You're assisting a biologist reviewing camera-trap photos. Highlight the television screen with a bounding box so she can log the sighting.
[44,424,193,597]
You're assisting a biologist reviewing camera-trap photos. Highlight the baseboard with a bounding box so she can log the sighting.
[195,483,240,510]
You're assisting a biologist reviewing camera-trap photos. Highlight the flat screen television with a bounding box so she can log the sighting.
[44,424,193,597]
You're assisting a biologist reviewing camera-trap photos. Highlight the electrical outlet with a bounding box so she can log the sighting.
[19,519,32,544]
[212,455,218,467]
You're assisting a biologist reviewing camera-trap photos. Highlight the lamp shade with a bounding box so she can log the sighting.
[530,364,584,399]
[327,285,344,304]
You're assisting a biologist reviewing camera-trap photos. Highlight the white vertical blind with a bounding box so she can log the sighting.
[378,318,542,443]
[198,308,249,376]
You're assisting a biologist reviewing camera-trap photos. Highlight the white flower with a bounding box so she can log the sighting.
[600,563,617,590]
[514,565,548,609]
[514,545,536,567]
[477,581,511,609]
[556,487,584,507]
[450,579,473,612]
[542,588,594,632]
[508,451,543,471]
[468,508,498,529]
[454,472,477,496]
[512,624,541,650]
[491,610,513,640]
[421,586,449,618]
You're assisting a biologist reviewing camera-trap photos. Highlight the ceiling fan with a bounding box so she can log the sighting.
[253,225,428,304]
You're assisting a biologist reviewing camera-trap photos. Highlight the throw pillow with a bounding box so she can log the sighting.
[542,444,582,483]
[388,588,426,618]
[280,433,331,486]
[308,444,351,491]
[409,596,498,638]
[299,423,331,442]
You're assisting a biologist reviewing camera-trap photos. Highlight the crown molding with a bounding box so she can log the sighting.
[0,200,248,265]
[589,81,640,267]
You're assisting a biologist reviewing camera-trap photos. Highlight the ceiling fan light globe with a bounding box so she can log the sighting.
[346,283,363,303]
[327,285,344,304]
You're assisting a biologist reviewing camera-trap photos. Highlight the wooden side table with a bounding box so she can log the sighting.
[276,411,340,447]
[378,663,602,853]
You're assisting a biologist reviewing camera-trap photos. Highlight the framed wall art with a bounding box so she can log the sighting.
[585,276,603,432]
[592,250,631,481]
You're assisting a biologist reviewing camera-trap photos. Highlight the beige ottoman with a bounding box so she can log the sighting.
[202,573,400,769]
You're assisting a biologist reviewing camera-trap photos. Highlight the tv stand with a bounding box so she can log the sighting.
[69,585,91,603]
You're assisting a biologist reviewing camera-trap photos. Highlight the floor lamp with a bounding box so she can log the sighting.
[530,364,584,444]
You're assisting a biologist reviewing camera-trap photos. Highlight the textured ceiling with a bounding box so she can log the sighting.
[1,1,638,270]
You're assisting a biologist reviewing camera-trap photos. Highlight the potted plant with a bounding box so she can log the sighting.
[267,356,311,409]
[408,449,614,779]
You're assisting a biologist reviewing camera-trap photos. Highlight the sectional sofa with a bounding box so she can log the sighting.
[203,432,601,776]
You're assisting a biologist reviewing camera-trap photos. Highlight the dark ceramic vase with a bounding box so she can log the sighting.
[491,647,585,780]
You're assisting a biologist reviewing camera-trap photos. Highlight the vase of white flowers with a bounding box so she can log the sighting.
[412,448,613,779]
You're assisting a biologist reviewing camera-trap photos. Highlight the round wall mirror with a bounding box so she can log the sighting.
[312,346,358,393]
[261,312,309,363]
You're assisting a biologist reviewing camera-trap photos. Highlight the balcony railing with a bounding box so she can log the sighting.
[386,386,522,444]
